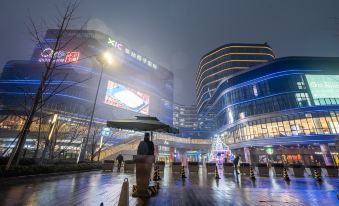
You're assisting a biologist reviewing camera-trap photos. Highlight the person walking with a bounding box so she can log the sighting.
[116,154,124,172]
[233,154,241,174]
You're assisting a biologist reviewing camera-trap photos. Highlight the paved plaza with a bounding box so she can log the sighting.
[0,166,338,206]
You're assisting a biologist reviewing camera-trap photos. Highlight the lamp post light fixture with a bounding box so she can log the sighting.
[77,51,113,163]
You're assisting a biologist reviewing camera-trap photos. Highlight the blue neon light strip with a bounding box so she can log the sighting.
[0,92,91,103]
[229,134,338,147]
[0,80,88,88]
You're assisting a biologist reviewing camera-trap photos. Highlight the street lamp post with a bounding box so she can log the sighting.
[77,52,112,163]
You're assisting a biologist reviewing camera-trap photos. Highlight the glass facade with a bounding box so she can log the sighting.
[222,110,339,145]
[203,57,339,148]
[196,43,275,113]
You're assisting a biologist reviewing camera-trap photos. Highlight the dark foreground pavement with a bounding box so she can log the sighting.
[0,166,338,206]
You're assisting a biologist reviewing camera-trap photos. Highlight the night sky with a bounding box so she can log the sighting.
[1,0,339,105]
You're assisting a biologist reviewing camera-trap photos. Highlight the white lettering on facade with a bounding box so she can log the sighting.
[107,37,157,69]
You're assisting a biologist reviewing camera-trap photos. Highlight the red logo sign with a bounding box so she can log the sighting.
[65,52,80,63]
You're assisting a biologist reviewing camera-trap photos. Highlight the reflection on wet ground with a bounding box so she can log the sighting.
[0,166,338,206]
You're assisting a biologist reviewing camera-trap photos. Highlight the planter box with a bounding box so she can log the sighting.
[206,163,216,173]
[289,164,305,177]
[323,166,338,177]
[156,161,165,171]
[124,160,135,172]
[102,160,114,171]
[171,162,182,173]
[271,163,284,176]
[256,163,269,177]
[188,162,199,173]
[223,163,234,174]
[239,163,250,175]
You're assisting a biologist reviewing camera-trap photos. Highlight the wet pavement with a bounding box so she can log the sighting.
[0,166,338,206]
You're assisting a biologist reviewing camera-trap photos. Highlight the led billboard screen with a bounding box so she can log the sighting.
[306,75,339,99]
[104,80,150,114]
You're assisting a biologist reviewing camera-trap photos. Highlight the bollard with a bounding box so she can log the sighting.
[118,178,129,206]
[132,185,137,193]
[215,166,220,179]
[148,185,158,195]
[153,165,161,181]
[314,169,322,182]
[250,166,256,180]
[156,166,161,180]
[181,166,187,179]
[283,168,290,182]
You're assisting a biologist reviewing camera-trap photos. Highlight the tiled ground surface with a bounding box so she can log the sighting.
[0,166,338,206]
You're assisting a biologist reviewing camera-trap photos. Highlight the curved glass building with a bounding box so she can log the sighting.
[196,43,275,114]
[207,56,339,166]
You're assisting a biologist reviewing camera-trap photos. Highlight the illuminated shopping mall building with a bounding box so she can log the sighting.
[0,29,173,156]
[196,43,275,114]
[197,44,339,166]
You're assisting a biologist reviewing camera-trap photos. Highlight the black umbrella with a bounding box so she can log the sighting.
[107,116,178,133]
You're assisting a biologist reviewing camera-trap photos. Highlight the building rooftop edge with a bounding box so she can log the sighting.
[200,42,273,61]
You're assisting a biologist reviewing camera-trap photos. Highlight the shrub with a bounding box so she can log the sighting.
[256,163,268,167]
[271,163,284,167]
[240,163,250,167]
[0,163,100,178]
[223,163,234,166]
[156,161,165,165]
[124,160,135,164]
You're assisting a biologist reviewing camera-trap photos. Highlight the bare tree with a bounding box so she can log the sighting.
[6,0,91,169]
[91,131,112,162]
[89,127,101,162]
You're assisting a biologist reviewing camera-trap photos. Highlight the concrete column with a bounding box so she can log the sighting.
[169,147,175,163]
[154,145,159,161]
[320,144,334,166]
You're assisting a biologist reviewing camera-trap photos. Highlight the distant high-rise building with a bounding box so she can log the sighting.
[173,104,198,129]
[196,43,275,113]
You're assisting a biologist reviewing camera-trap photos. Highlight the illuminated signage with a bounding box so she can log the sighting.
[306,75,339,100]
[38,47,80,63]
[107,37,157,69]
[104,80,150,114]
